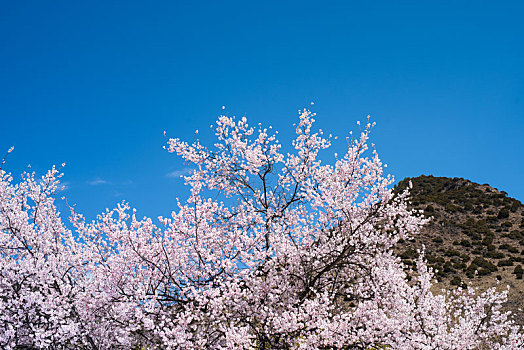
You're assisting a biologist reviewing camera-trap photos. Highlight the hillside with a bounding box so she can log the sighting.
[395,175,524,324]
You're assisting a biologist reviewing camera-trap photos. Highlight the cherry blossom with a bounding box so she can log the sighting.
[1,108,522,349]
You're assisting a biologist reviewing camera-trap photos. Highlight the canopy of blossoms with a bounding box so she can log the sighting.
[0,109,522,349]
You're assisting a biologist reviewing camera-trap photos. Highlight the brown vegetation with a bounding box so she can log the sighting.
[395,175,524,325]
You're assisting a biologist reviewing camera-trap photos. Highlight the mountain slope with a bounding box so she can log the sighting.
[395,175,524,324]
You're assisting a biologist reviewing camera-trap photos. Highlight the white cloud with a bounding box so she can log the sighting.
[166,168,193,178]
[88,178,109,186]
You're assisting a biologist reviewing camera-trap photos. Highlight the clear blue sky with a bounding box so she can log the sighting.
[1,1,523,220]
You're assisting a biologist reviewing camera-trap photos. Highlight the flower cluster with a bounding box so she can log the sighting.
[0,109,522,349]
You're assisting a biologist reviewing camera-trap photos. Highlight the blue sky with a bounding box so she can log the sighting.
[1,1,523,220]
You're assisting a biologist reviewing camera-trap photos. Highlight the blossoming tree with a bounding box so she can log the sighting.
[0,109,522,349]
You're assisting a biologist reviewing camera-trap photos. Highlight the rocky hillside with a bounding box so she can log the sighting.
[395,175,524,324]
